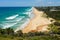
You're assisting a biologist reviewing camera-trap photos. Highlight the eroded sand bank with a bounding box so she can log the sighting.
[22,8,52,33]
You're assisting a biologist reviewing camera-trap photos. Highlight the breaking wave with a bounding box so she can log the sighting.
[6,14,19,20]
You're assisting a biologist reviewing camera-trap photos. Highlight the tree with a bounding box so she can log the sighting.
[17,30,23,37]
[6,28,14,35]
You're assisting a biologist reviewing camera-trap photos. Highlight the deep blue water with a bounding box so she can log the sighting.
[0,7,33,30]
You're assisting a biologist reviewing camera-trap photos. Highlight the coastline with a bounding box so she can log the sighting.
[14,7,33,32]
[22,7,51,33]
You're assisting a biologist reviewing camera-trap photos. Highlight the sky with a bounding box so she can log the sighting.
[0,0,60,7]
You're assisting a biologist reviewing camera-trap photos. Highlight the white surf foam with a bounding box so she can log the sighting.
[16,16,25,22]
[28,7,33,11]
[6,14,19,20]
[2,22,18,29]
[14,19,30,32]
[24,7,34,19]
[3,16,25,29]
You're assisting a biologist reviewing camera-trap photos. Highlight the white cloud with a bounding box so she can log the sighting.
[48,2,54,4]
[48,1,60,4]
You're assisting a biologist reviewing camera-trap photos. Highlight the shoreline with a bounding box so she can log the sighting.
[14,7,34,32]
[22,7,51,33]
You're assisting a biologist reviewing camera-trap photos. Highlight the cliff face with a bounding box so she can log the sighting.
[22,8,52,33]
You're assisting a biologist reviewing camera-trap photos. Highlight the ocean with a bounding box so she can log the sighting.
[0,7,34,30]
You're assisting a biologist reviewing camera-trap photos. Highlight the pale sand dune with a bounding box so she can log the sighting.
[22,8,52,33]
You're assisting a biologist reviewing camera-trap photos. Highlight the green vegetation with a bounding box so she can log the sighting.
[36,6,60,20]
[0,27,60,40]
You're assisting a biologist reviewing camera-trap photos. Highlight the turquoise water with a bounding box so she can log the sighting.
[0,7,33,30]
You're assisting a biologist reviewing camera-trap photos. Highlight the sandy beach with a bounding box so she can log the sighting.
[22,8,52,33]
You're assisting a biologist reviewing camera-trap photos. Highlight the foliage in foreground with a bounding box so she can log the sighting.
[0,27,60,40]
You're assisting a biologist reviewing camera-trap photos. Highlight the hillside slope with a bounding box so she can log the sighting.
[22,8,54,33]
